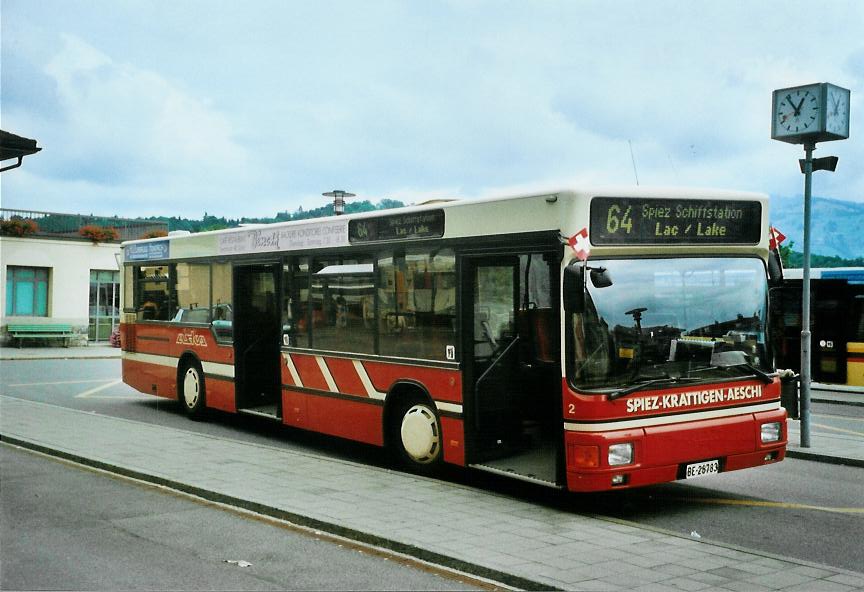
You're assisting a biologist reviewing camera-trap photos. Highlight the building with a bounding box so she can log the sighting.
[1,209,167,345]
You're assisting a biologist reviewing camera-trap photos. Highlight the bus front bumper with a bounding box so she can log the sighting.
[564,407,787,492]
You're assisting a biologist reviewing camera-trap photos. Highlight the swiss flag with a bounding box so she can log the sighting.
[566,228,591,261]
[769,226,786,251]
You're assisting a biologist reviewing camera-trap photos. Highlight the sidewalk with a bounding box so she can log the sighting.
[0,344,121,361]
[2,395,862,591]
[786,419,864,468]
[785,382,864,468]
[812,382,864,406]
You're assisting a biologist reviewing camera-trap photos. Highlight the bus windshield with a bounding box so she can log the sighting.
[569,257,769,390]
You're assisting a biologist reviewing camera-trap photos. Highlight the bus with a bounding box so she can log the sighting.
[771,267,864,387]
[119,186,787,492]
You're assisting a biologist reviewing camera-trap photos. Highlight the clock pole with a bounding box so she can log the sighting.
[771,82,850,449]
[799,141,815,448]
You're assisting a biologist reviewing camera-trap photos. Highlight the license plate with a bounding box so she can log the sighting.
[685,460,719,479]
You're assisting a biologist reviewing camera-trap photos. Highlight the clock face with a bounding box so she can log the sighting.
[775,87,820,136]
[826,86,850,137]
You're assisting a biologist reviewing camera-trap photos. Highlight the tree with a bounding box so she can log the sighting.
[779,241,795,267]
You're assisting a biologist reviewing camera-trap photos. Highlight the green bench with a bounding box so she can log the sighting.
[7,324,75,348]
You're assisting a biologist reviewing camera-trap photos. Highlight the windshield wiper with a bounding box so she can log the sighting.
[689,362,774,384]
[607,375,702,400]
[723,363,774,384]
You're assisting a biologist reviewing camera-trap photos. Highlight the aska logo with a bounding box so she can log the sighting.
[176,330,207,347]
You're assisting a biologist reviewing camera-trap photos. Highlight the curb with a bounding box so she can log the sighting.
[785,449,864,468]
[812,397,864,408]
[0,434,553,592]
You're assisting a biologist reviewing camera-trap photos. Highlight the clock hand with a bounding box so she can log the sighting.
[795,97,805,115]
[785,95,797,113]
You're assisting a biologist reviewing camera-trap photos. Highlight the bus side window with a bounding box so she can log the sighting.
[379,248,456,361]
[310,256,374,354]
[211,262,233,341]
[282,258,309,347]
[136,265,172,321]
[173,262,211,324]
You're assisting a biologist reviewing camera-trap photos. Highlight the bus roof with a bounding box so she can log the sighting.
[121,185,769,262]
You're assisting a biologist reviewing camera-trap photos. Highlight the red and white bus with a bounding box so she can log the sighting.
[120,186,786,492]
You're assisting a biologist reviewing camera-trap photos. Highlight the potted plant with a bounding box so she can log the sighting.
[79,225,120,243]
[0,218,39,237]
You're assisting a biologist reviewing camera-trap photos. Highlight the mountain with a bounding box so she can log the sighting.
[769,195,863,260]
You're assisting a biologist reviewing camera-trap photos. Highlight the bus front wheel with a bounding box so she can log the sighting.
[390,396,442,472]
[180,361,207,419]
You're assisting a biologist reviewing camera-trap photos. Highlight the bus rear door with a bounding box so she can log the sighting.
[233,262,283,419]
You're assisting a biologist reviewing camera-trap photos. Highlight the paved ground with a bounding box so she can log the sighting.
[0,344,122,361]
[1,444,484,591]
[2,344,863,590]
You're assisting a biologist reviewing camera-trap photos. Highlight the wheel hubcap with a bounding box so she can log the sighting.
[400,404,440,463]
[183,367,199,408]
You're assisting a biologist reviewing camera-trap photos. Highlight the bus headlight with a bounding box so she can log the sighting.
[608,443,634,466]
[761,422,781,443]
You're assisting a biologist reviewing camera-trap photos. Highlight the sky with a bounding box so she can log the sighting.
[2,0,863,220]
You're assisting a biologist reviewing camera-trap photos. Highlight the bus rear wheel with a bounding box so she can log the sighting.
[390,396,442,472]
[180,361,207,419]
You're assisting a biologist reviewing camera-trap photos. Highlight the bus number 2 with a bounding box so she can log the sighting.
[568,403,576,414]
[606,204,633,235]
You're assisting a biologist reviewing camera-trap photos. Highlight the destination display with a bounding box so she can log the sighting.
[589,197,762,245]
[348,209,444,243]
[125,240,169,261]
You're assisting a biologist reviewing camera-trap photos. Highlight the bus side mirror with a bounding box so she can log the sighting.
[563,265,585,313]
[590,267,613,288]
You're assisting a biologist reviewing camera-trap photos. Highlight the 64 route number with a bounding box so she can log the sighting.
[606,204,634,235]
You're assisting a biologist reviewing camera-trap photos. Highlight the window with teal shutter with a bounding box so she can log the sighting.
[6,267,49,316]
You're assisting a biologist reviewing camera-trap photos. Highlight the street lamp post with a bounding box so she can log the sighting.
[322,190,356,216]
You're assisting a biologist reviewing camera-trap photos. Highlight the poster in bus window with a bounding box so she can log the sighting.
[218,219,348,255]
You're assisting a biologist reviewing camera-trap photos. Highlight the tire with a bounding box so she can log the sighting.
[179,361,207,419]
[390,395,443,472]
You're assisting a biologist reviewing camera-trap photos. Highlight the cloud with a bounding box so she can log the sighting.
[42,35,249,184]
[4,32,256,216]
[2,1,863,221]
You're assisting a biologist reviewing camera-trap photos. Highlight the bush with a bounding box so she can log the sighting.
[0,218,39,236]
[79,225,120,242]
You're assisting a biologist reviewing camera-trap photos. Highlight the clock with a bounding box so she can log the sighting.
[772,83,822,143]
[771,83,851,144]
[825,83,850,139]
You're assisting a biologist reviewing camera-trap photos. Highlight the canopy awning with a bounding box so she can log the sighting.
[0,130,42,172]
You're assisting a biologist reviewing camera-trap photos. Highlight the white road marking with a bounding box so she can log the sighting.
[6,379,118,388]
[74,379,127,398]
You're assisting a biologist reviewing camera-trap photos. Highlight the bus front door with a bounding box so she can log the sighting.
[233,263,282,419]
[463,253,561,487]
